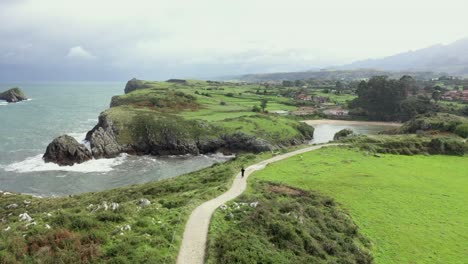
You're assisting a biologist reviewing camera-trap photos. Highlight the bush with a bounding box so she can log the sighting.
[296,123,315,139]
[454,123,468,138]
[225,92,234,97]
[252,105,261,112]
[428,138,466,156]
[334,129,354,140]
[220,101,226,105]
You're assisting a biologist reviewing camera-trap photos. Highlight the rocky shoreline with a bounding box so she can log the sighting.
[43,79,314,166]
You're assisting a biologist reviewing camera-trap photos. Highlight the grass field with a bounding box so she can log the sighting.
[249,146,468,263]
[102,80,318,150]
[310,90,357,105]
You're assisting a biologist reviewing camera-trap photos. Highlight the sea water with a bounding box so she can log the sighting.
[0,82,232,196]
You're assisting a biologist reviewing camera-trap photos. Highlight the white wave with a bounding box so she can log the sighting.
[0,98,32,106]
[67,132,88,142]
[3,154,127,173]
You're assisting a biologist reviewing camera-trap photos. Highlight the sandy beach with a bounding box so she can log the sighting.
[304,119,402,127]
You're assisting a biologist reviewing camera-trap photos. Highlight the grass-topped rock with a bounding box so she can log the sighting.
[0,87,28,103]
[46,79,314,164]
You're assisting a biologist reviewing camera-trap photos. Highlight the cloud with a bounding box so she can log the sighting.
[1,0,468,80]
[66,46,96,60]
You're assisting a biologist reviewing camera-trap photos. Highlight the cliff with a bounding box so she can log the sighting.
[44,79,314,165]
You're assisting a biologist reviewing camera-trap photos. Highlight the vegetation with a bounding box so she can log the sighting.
[341,134,467,156]
[207,181,373,264]
[350,76,437,121]
[454,123,468,138]
[397,113,468,134]
[102,80,314,153]
[248,146,468,263]
[333,128,354,140]
[0,152,275,263]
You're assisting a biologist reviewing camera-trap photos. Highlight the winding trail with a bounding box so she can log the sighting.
[177,144,340,264]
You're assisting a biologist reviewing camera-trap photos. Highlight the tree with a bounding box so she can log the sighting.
[260,99,268,112]
[461,106,468,116]
[335,81,345,94]
[282,80,293,87]
[432,90,441,102]
[398,95,436,121]
[350,76,407,120]
[399,75,418,95]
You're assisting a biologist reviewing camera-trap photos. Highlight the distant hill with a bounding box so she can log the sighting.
[341,38,468,76]
[236,38,468,82]
[237,69,439,82]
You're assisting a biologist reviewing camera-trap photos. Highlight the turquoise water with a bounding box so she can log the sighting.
[0,83,231,196]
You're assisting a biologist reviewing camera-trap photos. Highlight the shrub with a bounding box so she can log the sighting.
[296,123,315,139]
[428,138,466,156]
[220,101,226,106]
[334,129,354,140]
[454,123,468,138]
[225,92,234,97]
[252,105,261,112]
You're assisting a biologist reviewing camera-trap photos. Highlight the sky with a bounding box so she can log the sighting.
[1,0,467,81]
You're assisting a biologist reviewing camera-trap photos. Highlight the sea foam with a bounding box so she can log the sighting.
[3,154,127,173]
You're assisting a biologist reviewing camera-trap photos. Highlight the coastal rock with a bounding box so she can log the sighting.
[43,135,92,166]
[124,78,148,94]
[221,132,272,153]
[0,87,28,103]
[85,113,122,158]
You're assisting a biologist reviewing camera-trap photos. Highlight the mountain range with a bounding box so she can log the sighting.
[238,37,468,82]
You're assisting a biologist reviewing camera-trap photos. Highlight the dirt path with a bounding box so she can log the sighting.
[176,144,340,264]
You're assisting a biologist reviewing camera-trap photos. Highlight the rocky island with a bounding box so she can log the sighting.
[44,79,314,165]
[0,87,28,103]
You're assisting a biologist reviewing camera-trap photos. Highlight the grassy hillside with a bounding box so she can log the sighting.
[207,181,373,264]
[244,147,468,263]
[0,152,276,263]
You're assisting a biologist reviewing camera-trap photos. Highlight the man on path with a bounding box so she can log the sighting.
[241,167,245,177]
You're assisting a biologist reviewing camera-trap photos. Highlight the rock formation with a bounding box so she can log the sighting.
[43,135,92,166]
[85,113,122,158]
[0,87,28,103]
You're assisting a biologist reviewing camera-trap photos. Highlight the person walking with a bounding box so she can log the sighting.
[241,167,245,178]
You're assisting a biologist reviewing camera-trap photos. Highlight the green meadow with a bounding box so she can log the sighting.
[249,146,468,263]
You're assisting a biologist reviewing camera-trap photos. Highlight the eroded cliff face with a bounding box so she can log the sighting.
[85,112,123,158]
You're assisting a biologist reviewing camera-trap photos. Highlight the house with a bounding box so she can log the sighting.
[442,90,468,102]
[323,109,349,116]
[296,94,312,101]
[312,96,328,104]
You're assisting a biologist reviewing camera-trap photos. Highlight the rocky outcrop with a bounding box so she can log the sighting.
[0,87,28,103]
[85,113,122,158]
[166,79,187,84]
[124,78,153,94]
[43,135,92,166]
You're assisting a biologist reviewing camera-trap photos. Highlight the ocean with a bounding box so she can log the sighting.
[0,82,231,196]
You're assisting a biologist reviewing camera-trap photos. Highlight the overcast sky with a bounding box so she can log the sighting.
[1,0,467,80]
